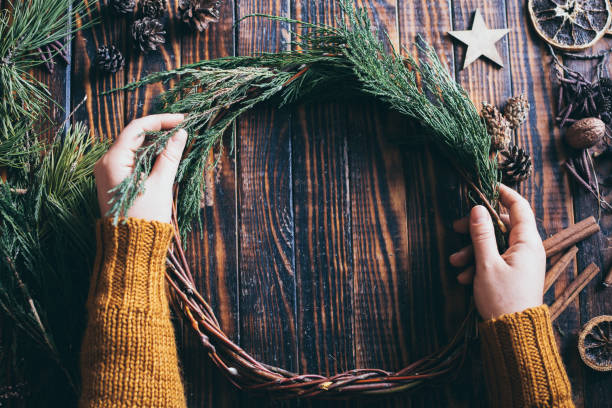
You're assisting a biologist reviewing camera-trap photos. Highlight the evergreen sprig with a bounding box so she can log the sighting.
[0,124,109,404]
[0,0,98,138]
[108,0,498,234]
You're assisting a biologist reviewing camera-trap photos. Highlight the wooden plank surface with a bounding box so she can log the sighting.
[292,0,354,383]
[3,0,612,407]
[346,6,413,408]
[235,1,296,407]
[503,0,585,404]
[72,0,126,139]
[176,0,240,406]
[450,3,512,405]
[565,40,612,407]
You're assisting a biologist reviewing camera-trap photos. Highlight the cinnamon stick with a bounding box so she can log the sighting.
[550,263,600,321]
[544,246,578,293]
[603,266,612,288]
[543,216,599,258]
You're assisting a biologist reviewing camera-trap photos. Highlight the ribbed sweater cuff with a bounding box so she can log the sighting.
[479,305,574,408]
[88,217,174,314]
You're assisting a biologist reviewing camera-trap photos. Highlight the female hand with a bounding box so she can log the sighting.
[94,114,187,224]
[449,184,546,320]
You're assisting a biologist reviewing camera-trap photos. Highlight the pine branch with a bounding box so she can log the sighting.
[0,0,98,133]
[0,123,108,399]
[106,0,499,234]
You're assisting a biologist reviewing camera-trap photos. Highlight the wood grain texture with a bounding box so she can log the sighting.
[292,103,354,375]
[565,39,612,408]
[451,1,511,108]
[176,0,240,406]
[236,1,296,407]
[291,0,354,383]
[72,0,126,139]
[348,0,411,378]
[448,2,511,405]
[397,0,473,406]
[4,0,612,406]
[124,1,181,122]
[503,0,582,404]
[31,60,68,141]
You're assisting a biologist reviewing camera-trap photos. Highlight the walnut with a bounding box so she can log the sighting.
[565,117,605,149]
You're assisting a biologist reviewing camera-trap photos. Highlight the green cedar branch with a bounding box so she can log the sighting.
[107,0,499,237]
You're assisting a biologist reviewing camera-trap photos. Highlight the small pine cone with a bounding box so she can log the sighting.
[500,145,532,185]
[503,94,530,129]
[109,0,135,15]
[178,0,221,32]
[481,102,512,151]
[131,17,166,53]
[94,45,125,74]
[142,0,167,19]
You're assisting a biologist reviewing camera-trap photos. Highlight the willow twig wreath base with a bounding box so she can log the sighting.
[166,200,478,398]
[105,0,505,398]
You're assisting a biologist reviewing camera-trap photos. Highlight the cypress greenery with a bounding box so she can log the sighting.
[108,0,499,235]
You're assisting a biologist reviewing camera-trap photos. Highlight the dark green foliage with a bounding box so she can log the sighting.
[1,2,101,404]
[0,125,109,406]
[0,0,97,139]
[108,0,499,236]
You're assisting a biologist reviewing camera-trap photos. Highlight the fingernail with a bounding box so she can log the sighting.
[172,128,187,142]
[472,205,489,223]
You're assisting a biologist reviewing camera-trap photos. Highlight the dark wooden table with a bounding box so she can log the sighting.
[24,0,612,406]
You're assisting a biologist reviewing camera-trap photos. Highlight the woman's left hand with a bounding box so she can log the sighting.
[94,114,188,223]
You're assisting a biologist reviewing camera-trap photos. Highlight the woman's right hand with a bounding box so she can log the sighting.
[449,184,546,320]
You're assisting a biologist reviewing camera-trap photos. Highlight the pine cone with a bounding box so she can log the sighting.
[109,0,135,15]
[481,102,512,151]
[142,0,166,19]
[500,145,532,185]
[503,94,530,129]
[94,45,125,74]
[178,0,221,32]
[131,17,166,53]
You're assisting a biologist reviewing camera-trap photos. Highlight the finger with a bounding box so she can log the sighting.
[469,205,500,267]
[115,113,186,152]
[149,129,188,186]
[449,245,474,267]
[457,266,475,285]
[500,214,511,229]
[453,216,469,234]
[498,183,540,245]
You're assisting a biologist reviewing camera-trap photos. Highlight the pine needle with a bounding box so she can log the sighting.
[0,124,108,401]
[107,0,498,235]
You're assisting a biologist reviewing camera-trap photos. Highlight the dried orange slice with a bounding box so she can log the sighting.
[578,315,612,372]
[528,0,612,50]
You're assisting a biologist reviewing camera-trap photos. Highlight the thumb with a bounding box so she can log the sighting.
[149,129,188,186]
[469,205,500,267]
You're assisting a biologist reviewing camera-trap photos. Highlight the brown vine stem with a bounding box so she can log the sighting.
[163,138,478,396]
[450,159,507,234]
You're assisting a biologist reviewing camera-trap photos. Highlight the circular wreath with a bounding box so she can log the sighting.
[108,0,505,398]
[166,201,477,398]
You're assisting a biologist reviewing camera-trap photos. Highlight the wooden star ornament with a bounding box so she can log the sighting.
[448,9,510,69]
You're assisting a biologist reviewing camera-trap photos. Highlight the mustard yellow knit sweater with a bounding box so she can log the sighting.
[79,218,574,407]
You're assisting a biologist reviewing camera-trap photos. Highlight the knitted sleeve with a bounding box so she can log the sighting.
[479,305,574,408]
[79,218,187,408]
